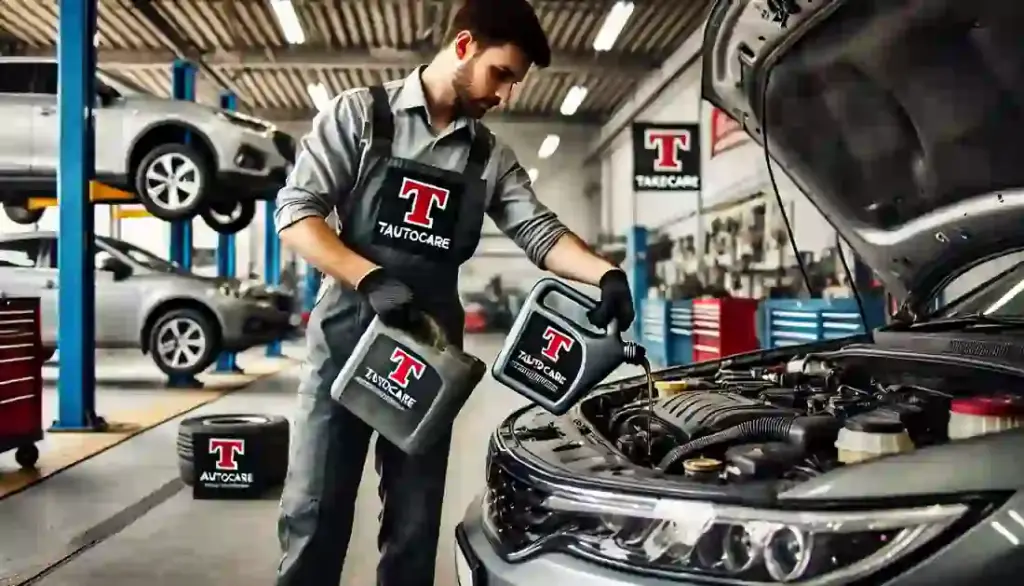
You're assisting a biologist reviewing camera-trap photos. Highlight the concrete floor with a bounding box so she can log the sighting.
[0,334,543,586]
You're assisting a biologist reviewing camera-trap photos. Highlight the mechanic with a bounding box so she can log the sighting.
[271,0,636,584]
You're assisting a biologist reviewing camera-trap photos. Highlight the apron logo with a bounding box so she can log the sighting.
[399,177,449,228]
[644,128,691,173]
[540,326,574,361]
[388,347,426,388]
[209,438,245,471]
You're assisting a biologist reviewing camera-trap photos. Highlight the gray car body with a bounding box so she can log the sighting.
[0,56,292,200]
[0,232,294,353]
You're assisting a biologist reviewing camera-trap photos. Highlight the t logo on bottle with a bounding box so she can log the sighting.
[388,347,426,388]
[399,178,449,228]
[540,326,574,362]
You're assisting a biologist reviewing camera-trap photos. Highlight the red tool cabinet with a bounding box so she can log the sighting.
[0,297,43,469]
[690,298,760,363]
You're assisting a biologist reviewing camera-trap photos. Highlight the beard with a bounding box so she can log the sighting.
[452,59,500,120]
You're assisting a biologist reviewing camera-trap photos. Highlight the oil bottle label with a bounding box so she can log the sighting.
[345,337,442,415]
[500,314,583,401]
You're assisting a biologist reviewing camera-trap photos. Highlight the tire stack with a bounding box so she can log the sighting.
[176,414,290,487]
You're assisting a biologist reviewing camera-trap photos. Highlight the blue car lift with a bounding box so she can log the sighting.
[215,91,244,374]
[52,0,106,432]
[265,199,282,358]
[166,60,204,389]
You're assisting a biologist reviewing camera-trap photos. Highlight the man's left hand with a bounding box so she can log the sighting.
[588,269,635,330]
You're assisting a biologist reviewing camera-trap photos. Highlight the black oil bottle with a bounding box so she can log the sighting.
[331,315,487,454]
[492,278,646,415]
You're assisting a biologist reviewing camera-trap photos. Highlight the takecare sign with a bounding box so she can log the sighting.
[631,122,701,192]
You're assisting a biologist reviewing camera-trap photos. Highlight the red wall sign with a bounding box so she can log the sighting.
[710,107,749,157]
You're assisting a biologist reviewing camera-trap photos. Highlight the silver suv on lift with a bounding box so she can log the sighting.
[0,56,296,234]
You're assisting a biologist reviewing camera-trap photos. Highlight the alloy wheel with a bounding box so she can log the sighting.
[155,317,208,370]
[143,153,202,212]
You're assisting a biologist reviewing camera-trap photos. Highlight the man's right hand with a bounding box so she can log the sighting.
[356,268,426,332]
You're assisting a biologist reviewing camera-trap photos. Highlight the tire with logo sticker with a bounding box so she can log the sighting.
[175,414,290,487]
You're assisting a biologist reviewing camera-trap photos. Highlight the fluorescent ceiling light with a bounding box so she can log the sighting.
[593,1,635,52]
[537,134,560,159]
[270,0,306,45]
[307,82,331,111]
[527,168,539,183]
[559,85,589,116]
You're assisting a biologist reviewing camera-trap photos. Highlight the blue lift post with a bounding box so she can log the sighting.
[52,0,107,432]
[626,226,649,342]
[265,199,283,357]
[214,92,243,374]
[168,60,203,388]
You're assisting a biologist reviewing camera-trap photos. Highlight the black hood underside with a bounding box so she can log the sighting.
[703,0,1024,307]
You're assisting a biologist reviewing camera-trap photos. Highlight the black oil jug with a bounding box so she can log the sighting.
[492,278,646,415]
[331,315,487,454]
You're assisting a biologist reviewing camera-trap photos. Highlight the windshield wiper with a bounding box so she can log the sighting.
[897,313,1024,331]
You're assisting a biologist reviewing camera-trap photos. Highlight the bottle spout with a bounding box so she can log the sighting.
[622,341,647,366]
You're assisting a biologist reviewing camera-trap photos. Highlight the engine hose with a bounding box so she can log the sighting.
[656,416,796,472]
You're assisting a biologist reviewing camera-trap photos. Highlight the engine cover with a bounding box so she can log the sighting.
[653,392,798,440]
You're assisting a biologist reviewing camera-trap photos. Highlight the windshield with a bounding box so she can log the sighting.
[939,253,1024,317]
[102,239,184,274]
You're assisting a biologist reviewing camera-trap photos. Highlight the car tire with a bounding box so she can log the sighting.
[175,414,290,487]
[4,204,44,225]
[201,200,256,235]
[134,143,212,222]
[148,307,219,377]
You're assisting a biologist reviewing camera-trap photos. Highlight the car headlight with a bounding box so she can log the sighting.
[217,284,240,298]
[483,470,970,584]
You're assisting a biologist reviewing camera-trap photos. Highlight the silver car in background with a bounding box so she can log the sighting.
[0,56,295,233]
[0,232,298,376]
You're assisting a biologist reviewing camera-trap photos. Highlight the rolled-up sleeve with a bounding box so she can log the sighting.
[487,143,571,268]
[274,90,366,233]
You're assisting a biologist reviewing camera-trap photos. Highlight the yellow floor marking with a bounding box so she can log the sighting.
[0,355,298,499]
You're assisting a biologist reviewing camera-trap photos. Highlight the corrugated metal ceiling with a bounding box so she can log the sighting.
[0,0,708,123]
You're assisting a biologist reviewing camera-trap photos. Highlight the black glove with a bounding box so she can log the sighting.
[356,268,426,332]
[588,269,635,330]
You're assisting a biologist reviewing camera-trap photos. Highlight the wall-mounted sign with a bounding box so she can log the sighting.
[710,107,750,157]
[632,122,701,191]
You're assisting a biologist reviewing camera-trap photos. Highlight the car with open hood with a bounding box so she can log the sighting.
[455,1,1024,585]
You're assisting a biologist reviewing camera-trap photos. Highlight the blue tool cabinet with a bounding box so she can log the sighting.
[761,296,886,349]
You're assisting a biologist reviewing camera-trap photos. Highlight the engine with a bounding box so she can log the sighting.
[586,355,980,485]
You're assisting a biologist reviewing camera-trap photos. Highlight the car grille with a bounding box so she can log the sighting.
[485,458,555,549]
[273,131,297,163]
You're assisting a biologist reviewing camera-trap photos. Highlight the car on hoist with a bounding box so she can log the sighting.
[457,1,1024,585]
[0,56,295,234]
[0,232,298,377]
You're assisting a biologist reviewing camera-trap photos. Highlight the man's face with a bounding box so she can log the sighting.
[453,37,531,119]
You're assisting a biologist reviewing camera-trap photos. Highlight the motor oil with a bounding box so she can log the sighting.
[492,278,648,415]
[331,314,487,454]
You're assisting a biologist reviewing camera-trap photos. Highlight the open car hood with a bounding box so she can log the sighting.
[702,0,1024,309]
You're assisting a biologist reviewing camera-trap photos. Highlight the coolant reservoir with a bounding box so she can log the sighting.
[835,417,914,464]
[948,396,1024,440]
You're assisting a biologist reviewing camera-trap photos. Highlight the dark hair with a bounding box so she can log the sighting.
[446,0,552,68]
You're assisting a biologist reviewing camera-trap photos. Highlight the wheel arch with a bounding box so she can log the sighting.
[140,297,224,355]
[126,120,219,179]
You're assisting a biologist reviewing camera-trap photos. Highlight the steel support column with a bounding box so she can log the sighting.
[265,199,282,357]
[167,60,202,388]
[214,91,243,374]
[626,226,649,342]
[52,0,106,431]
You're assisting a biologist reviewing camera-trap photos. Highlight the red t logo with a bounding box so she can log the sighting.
[540,327,574,361]
[644,128,691,172]
[209,438,245,471]
[399,178,449,228]
[388,348,426,388]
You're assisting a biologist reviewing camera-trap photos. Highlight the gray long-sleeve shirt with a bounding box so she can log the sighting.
[273,69,571,268]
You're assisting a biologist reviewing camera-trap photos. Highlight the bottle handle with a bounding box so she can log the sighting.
[533,278,621,338]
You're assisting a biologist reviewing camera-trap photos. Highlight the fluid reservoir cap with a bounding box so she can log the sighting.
[655,380,689,395]
[683,457,723,474]
[844,416,905,434]
[951,396,1024,416]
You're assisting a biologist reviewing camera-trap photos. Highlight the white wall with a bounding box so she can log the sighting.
[598,55,836,256]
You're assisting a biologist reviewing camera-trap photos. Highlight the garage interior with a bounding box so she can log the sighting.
[0,1,712,585]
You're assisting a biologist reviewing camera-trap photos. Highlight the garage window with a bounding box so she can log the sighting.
[0,239,44,268]
[0,61,59,95]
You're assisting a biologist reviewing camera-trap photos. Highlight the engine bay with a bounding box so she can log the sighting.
[578,353,1024,486]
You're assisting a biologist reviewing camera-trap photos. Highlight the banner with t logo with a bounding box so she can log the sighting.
[631,122,701,191]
